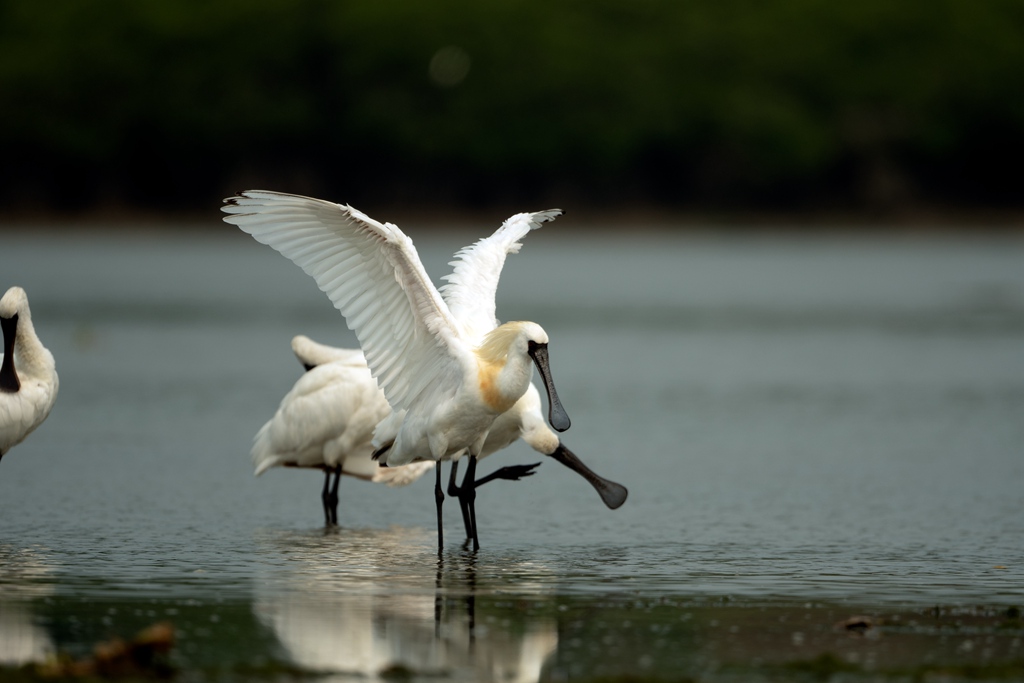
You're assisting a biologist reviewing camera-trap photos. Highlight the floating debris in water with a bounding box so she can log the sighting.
[35,622,175,679]
[834,615,878,637]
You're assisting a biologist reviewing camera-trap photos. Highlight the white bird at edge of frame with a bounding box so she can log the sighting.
[223,190,573,551]
[252,334,546,528]
[0,286,59,465]
[287,335,628,539]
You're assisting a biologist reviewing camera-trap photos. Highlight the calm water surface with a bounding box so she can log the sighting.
[1,225,1022,680]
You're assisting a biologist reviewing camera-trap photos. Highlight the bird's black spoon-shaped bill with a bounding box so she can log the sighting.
[1,314,21,393]
[1,313,20,393]
[549,443,629,510]
[528,342,570,432]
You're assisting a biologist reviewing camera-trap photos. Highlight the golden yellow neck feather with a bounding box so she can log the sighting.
[475,322,527,364]
[473,322,531,413]
[476,358,516,413]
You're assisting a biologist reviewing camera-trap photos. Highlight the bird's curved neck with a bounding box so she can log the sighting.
[475,350,533,414]
[0,314,20,393]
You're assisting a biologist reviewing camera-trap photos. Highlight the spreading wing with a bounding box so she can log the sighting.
[223,190,464,413]
[439,209,562,339]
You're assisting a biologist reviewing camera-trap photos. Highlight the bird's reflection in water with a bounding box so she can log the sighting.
[0,545,55,666]
[253,527,557,682]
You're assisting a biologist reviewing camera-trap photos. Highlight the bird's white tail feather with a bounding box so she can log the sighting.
[371,461,435,487]
[251,421,280,476]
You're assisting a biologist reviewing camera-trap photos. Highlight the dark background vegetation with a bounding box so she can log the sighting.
[1,0,1022,221]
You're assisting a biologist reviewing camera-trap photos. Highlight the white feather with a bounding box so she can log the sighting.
[223,190,464,417]
[440,209,563,339]
[290,334,365,369]
[251,349,431,487]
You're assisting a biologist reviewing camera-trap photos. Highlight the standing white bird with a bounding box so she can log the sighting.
[224,191,570,550]
[253,335,541,526]
[0,286,58,464]
[224,191,577,548]
[251,336,427,525]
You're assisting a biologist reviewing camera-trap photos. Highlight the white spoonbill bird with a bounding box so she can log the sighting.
[0,286,59,464]
[223,190,570,549]
[253,335,541,526]
[252,336,427,525]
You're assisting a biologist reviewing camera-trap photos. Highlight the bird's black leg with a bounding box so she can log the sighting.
[434,462,445,552]
[320,469,333,527]
[447,458,460,497]
[474,462,542,487]
[460,455,480,552]
[447,460,473,540]
[327,466,341,526]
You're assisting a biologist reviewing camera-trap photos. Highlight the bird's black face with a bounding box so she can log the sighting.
[527,340,571,432]
[1,313,20,393]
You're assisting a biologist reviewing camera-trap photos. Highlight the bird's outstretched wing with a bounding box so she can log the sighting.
[439,209,562,339]
[223,190,464,413]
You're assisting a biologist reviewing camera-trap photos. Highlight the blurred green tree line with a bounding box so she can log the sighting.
[1,0,1021,217]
